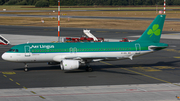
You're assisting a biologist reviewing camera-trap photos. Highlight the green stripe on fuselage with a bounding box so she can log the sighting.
[7,42,168,53]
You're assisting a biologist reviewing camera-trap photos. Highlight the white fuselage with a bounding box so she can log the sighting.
[2,50,152,63]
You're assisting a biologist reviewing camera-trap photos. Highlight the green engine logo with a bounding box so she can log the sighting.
[147,24,161,37]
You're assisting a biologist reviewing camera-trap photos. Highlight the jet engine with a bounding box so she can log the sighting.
[60,60,79,70]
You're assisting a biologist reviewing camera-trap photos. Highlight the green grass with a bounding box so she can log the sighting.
[0,5,180,11]
[0,5,56,10]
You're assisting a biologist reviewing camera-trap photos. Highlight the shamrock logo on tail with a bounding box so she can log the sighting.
[147,24,161,37]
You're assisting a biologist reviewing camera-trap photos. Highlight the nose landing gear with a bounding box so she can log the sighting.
[24,63,28,72]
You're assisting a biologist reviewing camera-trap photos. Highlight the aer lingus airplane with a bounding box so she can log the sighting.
[2,15,168,72]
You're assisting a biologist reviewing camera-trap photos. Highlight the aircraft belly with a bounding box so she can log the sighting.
[17,53,37,62]
[76,52,135,58]
[33,53,58,62]
[135,51,152,55]
[16,53,56,62]
[76,51,151,59]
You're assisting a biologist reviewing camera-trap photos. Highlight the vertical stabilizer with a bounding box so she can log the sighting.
[135,15,166,43]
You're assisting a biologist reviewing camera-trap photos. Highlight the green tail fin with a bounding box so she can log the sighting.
[135,15,166,43]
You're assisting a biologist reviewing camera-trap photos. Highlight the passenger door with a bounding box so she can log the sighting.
[24,45,31,57]
[135,43,141,54]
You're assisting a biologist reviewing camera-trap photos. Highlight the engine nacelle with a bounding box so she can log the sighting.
[60,60,79,70]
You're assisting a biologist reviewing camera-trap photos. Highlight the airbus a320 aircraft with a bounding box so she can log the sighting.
[2,15,168,72]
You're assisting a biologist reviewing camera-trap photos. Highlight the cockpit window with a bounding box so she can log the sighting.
[9,49,13,52]
[9,49,15,52]
[8,49,19,52]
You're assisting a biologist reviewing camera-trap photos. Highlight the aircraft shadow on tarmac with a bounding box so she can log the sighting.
[14,65,60,71]
[114,60,180,68]
[13,60,180,74]
[13,64,138,75]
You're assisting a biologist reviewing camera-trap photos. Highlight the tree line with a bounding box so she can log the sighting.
[0,0,180,6]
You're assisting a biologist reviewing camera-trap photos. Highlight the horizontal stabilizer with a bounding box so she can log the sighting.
[148,45,168,51]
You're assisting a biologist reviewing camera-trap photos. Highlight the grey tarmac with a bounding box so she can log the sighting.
[0,25,180,101]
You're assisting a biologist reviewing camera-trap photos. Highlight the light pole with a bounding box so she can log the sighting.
[164,0,166,14]
[58,0,60,42]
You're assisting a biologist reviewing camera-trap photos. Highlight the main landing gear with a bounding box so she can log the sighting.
[85,63,93,72]
[24,63,28,72]
[86,67,93,72]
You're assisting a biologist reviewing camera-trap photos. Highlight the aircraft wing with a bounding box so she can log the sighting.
[64,55,134,62]
[53,54,134,62]
[65,56,105,62]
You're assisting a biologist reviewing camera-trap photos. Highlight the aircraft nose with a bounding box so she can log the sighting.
[1,53,9,61]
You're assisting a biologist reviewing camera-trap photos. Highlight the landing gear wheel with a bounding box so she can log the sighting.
[24,67,28,72]
[86,67,93,72]
[24,63,28,72]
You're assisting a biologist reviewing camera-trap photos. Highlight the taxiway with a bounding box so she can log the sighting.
[0,25,180,101]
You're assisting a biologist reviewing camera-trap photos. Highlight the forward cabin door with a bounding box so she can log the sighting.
[135,43,141,54]
[24,45,31,57]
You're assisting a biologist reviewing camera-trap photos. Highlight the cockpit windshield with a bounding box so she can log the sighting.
[8,49,19,52]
